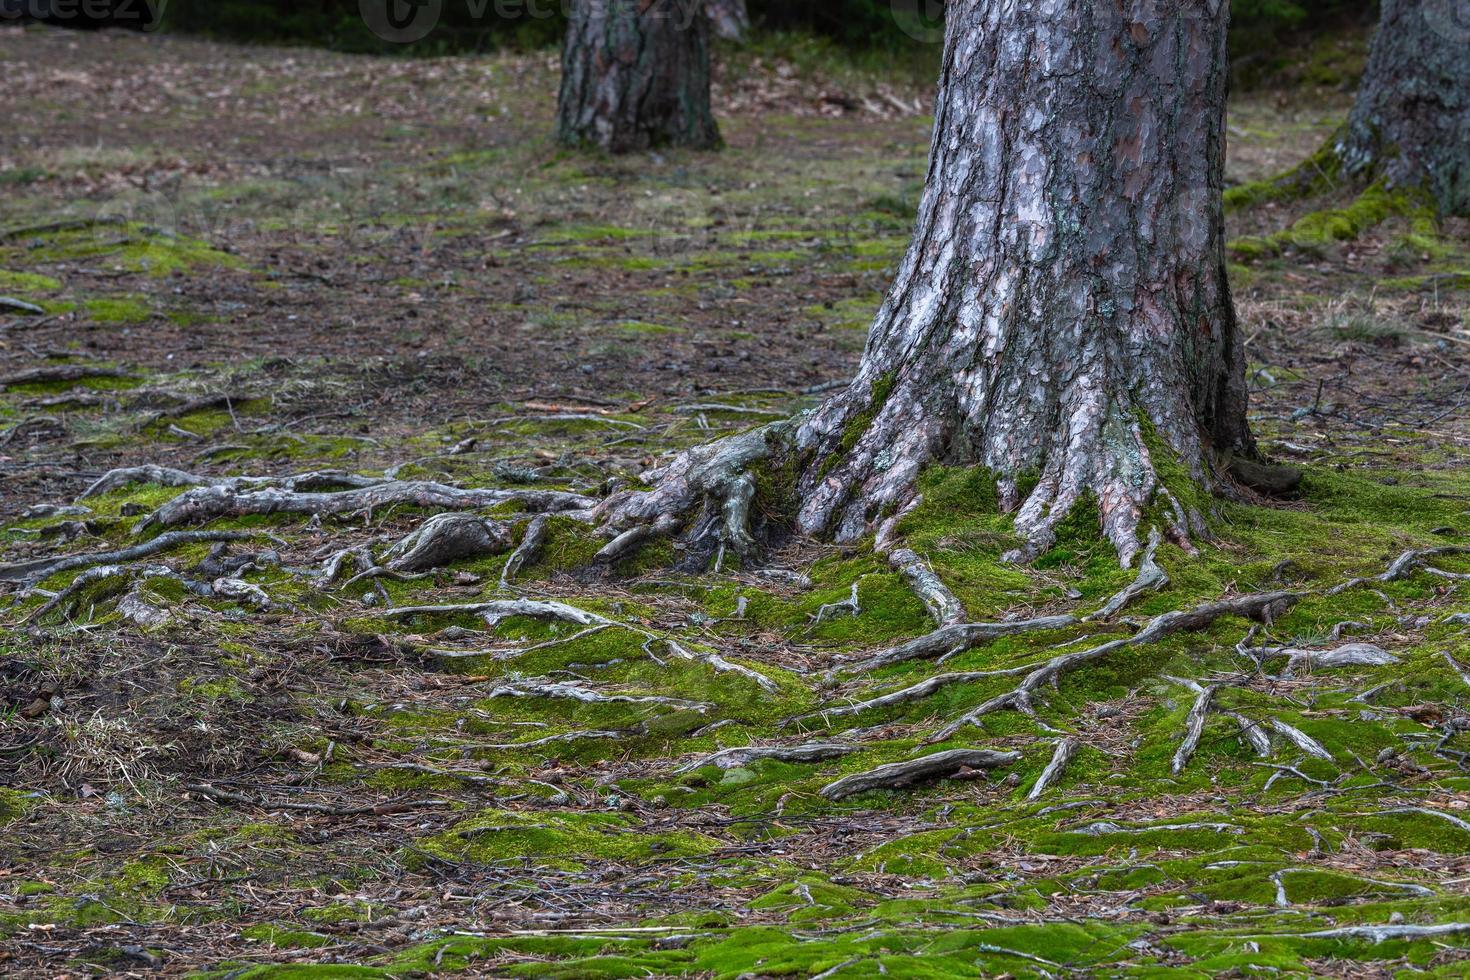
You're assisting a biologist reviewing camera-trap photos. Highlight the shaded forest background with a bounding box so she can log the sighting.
[12,0,1376,88]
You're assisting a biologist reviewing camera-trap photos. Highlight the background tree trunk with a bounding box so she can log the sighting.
[706,0,748,41]
[786,0,1253,565]
[557,0,721,153]
[1337,0,1470,216]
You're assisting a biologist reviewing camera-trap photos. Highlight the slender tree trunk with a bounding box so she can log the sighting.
[599,0,1253,568]
[706,0,748,41]
[1338,0,1470,216]
[557,0,721,153]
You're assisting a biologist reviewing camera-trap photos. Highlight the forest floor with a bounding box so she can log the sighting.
[5,22,1470,980]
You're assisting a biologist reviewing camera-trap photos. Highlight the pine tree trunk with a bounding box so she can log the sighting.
[557,0,721,153]
[599,0,1254,568]
[1338,0,1470,216]
[706,0,748,41]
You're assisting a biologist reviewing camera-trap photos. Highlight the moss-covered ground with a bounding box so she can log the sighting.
[5,20,1470,980]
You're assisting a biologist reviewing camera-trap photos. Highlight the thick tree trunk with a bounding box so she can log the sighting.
[706,0,748,41]
[1337,0,1470,216]
[600,0,1253,567]
[557,0,721,153]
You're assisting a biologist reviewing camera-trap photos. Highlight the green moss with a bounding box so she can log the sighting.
[241,924,333,949]
[20,225,245,277]
[616,320,682,336]
[84,296,152,324]
[1230,181,1437,259]
[0,788,34,825]
[0,269,61,292]
[1224,140,1342,212]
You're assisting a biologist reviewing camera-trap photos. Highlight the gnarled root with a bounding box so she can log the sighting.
[594,423,784,568]
[381,514,514,573]
[788,373,1216,568]
[382,599,780,693]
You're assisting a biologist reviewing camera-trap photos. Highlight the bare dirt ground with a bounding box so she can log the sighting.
[4,23,1470,980]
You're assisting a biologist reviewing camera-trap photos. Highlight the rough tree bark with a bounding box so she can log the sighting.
[600,0,1254,567]
[557,0,721,153]
[705,0,748,41]
[1337,0,1470,216]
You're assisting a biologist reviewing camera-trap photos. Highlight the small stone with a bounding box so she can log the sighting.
[1376,747,1398,763]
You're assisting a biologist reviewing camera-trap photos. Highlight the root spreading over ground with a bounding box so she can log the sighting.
[6,26,1470,979]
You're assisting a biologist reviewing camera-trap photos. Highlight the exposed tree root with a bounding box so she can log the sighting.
[136,480,593,533]
[1027,738,1077,800]
[887,548,966,626]
[1379,805,1470,835]
[927,591,1299,743]
[1442,651,1470,689]
[0,365,133,391]
[673,742,858,774]
[839,613,1081,675]
[477,678,710,711]
[1168,678,1218,775]
[796,664,1040,728]
[0,530,253,586]
[596,515,679,565]
[661,637,780,694]
[819,748,1020,801]
[1087,528,1168,621]
[1328,546,1470,594]
[1229,712,1274,757]
[1278,642,1397,676]
[466,730,629,751]
[1299,922,1470,943]
[79,465,387,500]
[186,782,450,817]
[811,581,862,626]
[0,296,44,315]
[384,600,779,692]
[24,563,207,624]
[385,599,611,629]
[381,514,514,573]
[501,515,549,587]
[1267,718,1333,760]
[594,423,783,565]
